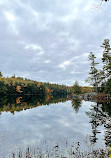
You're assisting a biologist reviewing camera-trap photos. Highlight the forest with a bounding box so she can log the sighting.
[0,72,94,98]
[0,73,71,97]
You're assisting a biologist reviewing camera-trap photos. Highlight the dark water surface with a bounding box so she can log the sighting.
[0,96,111,157]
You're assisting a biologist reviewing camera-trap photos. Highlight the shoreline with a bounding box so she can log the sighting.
[71,93,111,102]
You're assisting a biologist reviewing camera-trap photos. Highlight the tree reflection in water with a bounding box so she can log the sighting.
[0,95,69,114]
[0,95,111,150]
[71,98,82,113]
[86,101,111,147]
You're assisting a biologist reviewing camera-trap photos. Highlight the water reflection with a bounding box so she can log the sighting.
[0,95,69,114]
[71,98,82,113]
[86,101,111,146]
[0,95,111,157]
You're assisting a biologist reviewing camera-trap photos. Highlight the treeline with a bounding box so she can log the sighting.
[0,73,94,97]
[87,39,111,94]
[0,73,71,97]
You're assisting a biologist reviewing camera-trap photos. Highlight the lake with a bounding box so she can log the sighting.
[0,96,111,157]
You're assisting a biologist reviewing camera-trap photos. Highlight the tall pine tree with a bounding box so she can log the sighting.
[88,52,99,93]
[101,39,111,79]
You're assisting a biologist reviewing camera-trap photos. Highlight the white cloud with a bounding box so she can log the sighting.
[4,11,16,22]
[24,44,43,51]
[58,61,71,70]
[3,11,19,35]
[70,71,83,75]
[83,1,95,12]
[59,8,79,22]
[0,0,111,86]
[45,60,51,63]
[0,0,4,5]
[38,51,44,55]
[9,23,19,35]
[24,44,45,57]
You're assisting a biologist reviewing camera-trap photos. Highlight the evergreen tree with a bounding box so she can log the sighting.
[105,79,111,94]
[0,71,3,77]
[87,52,99,93]
[97,70,106,92]
[101,39,111,79]
[72,80,81,95]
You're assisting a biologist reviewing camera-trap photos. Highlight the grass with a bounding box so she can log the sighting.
[6,141,110,158]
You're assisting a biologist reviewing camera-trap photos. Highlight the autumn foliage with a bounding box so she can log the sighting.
[16,85,23,93]
[0,74,71,97]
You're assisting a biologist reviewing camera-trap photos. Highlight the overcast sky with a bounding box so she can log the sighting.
[0,0,111,86]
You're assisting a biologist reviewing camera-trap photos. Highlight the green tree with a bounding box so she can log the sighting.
[105,79,111,94]
[0,71,3,77]
[11,74,16,78]
[72,80,81,95]
[101,39,111,79]
[87,52,99,93]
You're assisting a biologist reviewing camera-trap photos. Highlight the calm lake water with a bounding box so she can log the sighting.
[0,96,111,157]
